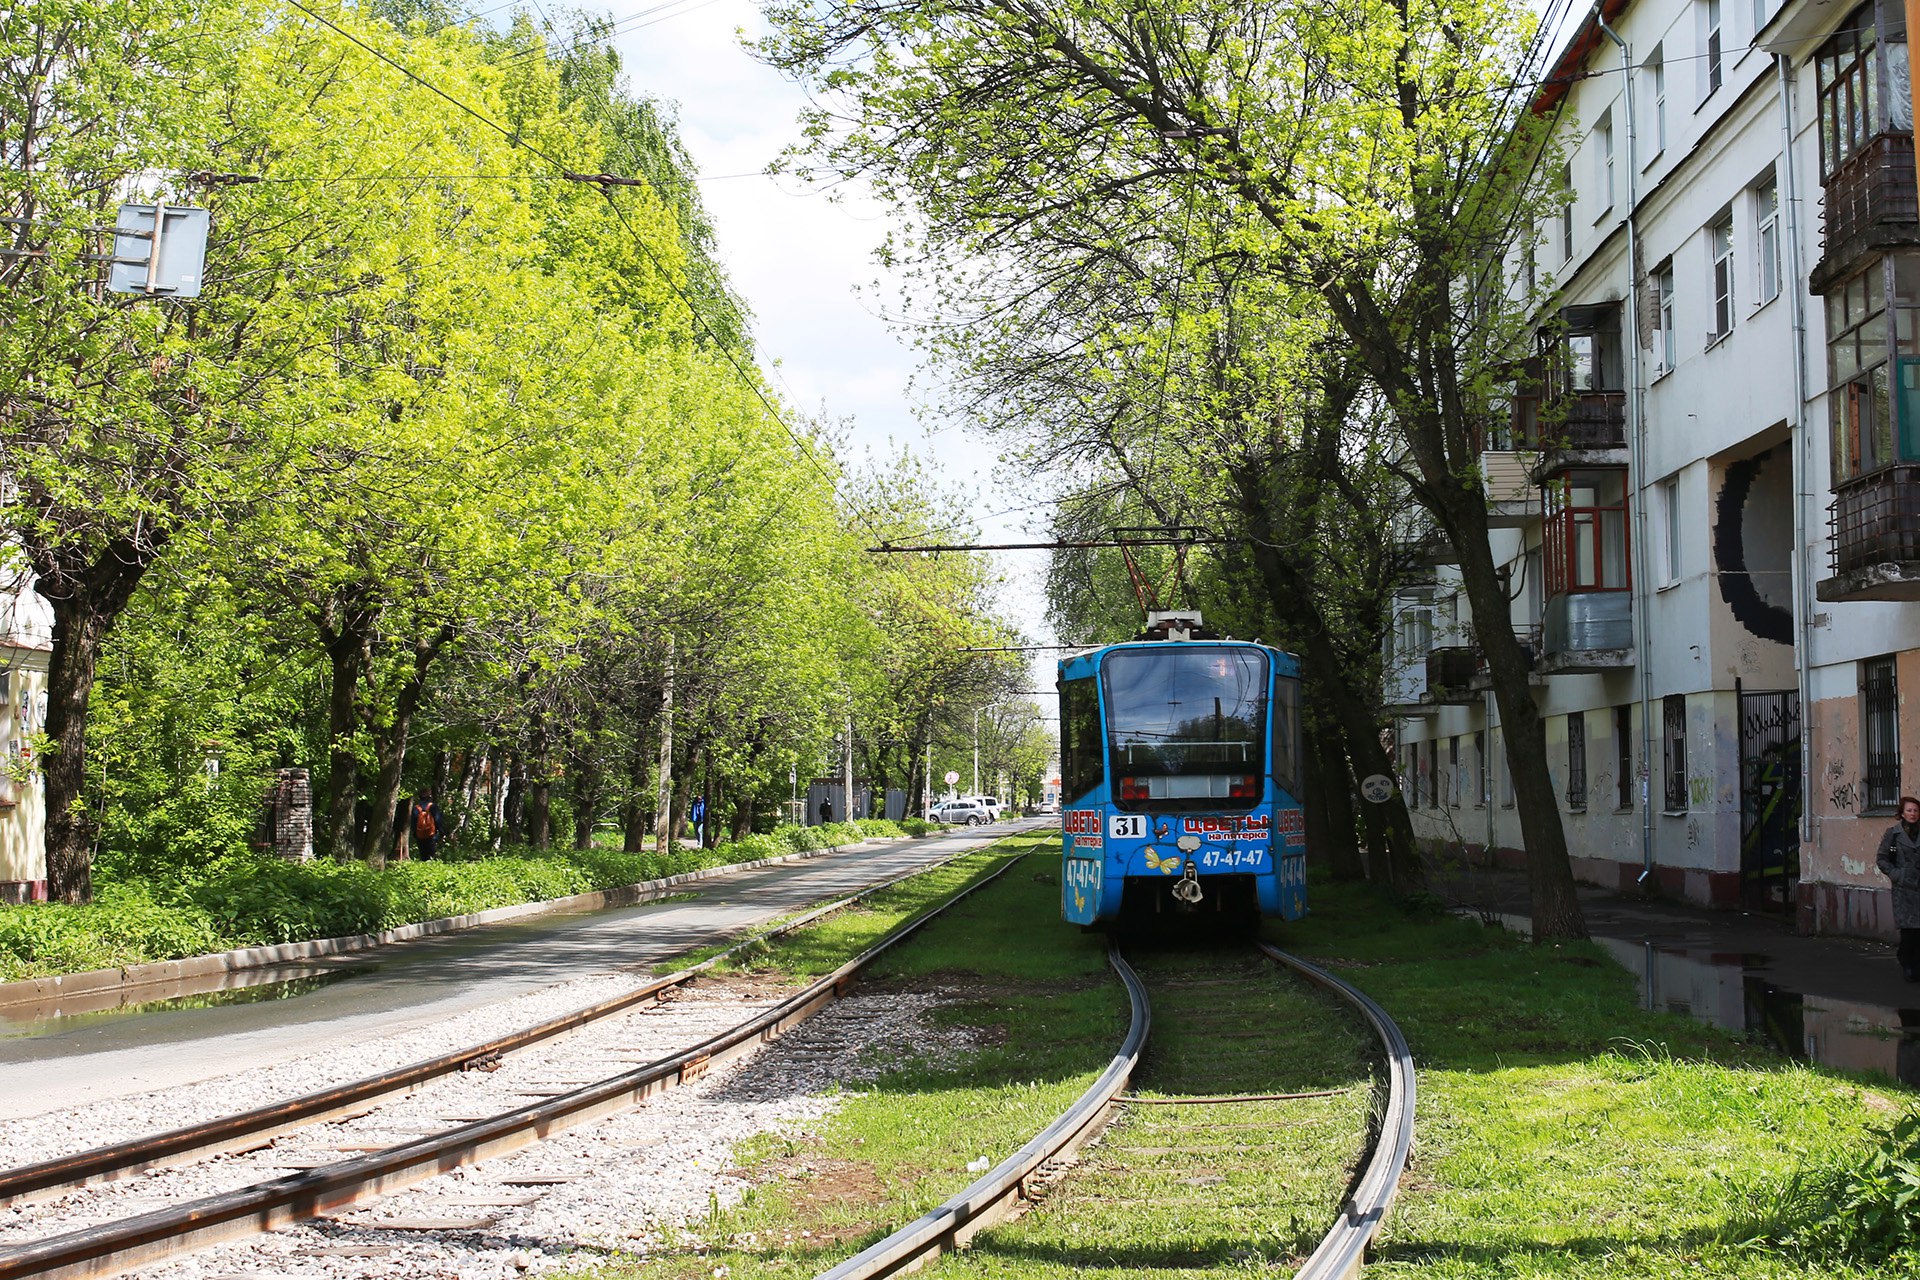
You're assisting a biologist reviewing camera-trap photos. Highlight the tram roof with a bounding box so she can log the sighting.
[1057,638,1299,682]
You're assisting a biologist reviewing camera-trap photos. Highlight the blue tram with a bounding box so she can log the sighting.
[1058,635,1307,926]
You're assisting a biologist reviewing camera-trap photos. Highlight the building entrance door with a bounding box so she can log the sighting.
[1738,689,1801,912]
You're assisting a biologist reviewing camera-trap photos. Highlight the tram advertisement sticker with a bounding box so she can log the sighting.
[1064,809,1104,853]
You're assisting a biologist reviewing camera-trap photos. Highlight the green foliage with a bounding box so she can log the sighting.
[0,884,224,979]
[1727,1112,1920,1263]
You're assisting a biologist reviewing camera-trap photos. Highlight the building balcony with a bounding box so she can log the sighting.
[1467,625,1546,692]
[1424,646,1480,704]
[1814,132,1920,291]
[1817,465,1920,601]
[1482,450,1540,527]
[1517,392,1628,482]
[1539,591,1634,673]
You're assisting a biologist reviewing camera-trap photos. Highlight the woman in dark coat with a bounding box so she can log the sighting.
[1876,796,1920,981]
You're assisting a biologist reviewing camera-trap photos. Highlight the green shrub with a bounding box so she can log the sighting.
[897,818,938,836]
[0,844,741,981]
[1728,1111,1920,1261]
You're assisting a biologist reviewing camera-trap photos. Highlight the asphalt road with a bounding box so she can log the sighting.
[0,823,1043,1115]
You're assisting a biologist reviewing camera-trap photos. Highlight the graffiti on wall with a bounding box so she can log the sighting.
[1713,445,1794,645]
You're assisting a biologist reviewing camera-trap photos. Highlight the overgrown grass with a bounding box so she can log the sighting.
[1275,879,1920,1279]
[0,822,915,982]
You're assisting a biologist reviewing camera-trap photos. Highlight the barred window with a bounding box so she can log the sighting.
[1567,713,1588,812]
[1663,695,1688,811]
[1864,657,1901,810]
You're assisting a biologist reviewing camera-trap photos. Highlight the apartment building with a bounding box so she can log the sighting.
[1390,0,1920,936]
[0,561,50,901]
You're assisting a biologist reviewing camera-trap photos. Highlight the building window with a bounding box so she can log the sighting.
[1501,733,1516,807]
[1863,656,1900,810]
[1645,46,1667,155]
[1475,730,1488,807]
[1704,0,1723,97]
[1660,474,1682,584]
[1567,713,1588,811]
[1755,175,1781,304]
[1663,694,1688,811]
[1448,736,1461,807]
[1544,469,1632,596]
[1428,741,1441,807]
[1596,111,1615,212]
[1560,162,1575,262]
[1816,6,1882,179]
[1615,705,1634,809]
[1753,0,1768,33]
[1710,213,1735,338]
[1654,261,1677,372]
[1827,255,1920,482]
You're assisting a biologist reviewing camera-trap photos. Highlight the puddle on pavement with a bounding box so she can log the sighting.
[0,961,374,1039]
[1467,910,1920,1087]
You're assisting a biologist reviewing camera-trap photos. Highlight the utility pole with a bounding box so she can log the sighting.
[972,707,980,796]
[842,713,855,824]
[653,635,675,856]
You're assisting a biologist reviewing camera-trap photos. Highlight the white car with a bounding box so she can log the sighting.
[932,797,991,825]
[968,795,1004,821]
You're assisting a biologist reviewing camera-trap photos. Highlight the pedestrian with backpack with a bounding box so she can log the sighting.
[409,790,445,860]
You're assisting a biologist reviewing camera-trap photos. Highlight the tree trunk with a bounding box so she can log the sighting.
[731,791,755,842]
[1301,711,1365,882]
[315,601,375,860]
[1447,487,1587,938]
[503,752,526,843]
[359,627,451,862]
[39,598,114,903]
[450,749,484,847]
[653,636,675,856]
[489,747,510,851]
[623,729,651,852]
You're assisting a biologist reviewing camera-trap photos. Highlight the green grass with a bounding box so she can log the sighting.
[569,870,1920,1280]
[584,844,1375,1280]
[0,824,898,982]
[1275,880,1920,1279]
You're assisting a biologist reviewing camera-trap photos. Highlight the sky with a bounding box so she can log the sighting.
[588,0,1062,702]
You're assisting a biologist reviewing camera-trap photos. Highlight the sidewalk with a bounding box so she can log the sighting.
[1429,861,1919,1088]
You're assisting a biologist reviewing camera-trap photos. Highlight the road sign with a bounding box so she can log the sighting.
[943,770,960,786]
[1360,774,1397,804]
[107,203,209,297]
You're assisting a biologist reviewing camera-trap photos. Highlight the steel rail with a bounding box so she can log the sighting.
[812,945,1150,1280]
[0,833,1011,1208]
[0,846,1029,1280]
[813,940,1412,1280]
[1257,941,1416,1280]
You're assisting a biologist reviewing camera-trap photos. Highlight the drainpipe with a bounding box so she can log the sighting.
[1777,53,1816,857]
[1595,11,1657,884]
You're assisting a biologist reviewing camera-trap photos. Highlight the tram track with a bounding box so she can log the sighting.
[0,842,1031,1280]
[818,939,1414,1280]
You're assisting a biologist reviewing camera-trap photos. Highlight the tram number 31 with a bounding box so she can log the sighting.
[1108,814,1146,839]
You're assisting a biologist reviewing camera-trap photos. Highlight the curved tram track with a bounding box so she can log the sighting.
[820,939,1414,1280]
[0,846,1030,1280]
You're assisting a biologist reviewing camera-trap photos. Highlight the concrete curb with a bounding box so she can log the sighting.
[0,835,927,1011]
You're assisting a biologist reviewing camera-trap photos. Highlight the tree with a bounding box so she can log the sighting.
[760,0,1585,936]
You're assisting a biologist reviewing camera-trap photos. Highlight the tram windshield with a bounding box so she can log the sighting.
[1102,647,1268,780]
